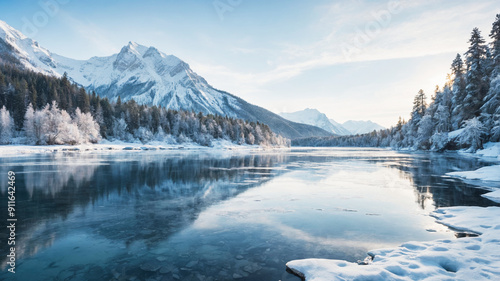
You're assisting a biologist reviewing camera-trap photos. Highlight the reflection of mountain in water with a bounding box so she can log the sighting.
[0,152,289,267]
[383,152,500,209]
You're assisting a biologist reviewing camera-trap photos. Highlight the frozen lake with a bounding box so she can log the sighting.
[0,148,498,280]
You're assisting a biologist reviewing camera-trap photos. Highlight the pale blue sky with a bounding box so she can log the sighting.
[0,0,498,127]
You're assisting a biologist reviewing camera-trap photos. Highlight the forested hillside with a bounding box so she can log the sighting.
[295,14,500,152]
[0,64,289,147]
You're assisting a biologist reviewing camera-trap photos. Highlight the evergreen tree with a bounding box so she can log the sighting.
[433,86,452,133]
[490,14,500,76]
[413,89,427,117]
[450,54,466,129]
[77,88,90,113]
[463,28,488,121]
[408,89,427,147]
[481,14,500,140]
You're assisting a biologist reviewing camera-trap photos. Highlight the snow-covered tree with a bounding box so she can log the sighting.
[403,89,428,147]
[56,108,80,145]
[451,54,467,129]
[480,14,500,140]
[74,108,101,143]
[463,28,489,120]
[457,117,486,151]
[134,127,154,143]
[112,118,131,141]
[0,106,14,144]
[416,115,434,149]
[23,103,36,143]
[491,115,500,142]
[38,101,81,145]
[431,132,449,151]
[413,89,427,118]
[32,105,49,144]
[433,86,453,133]
[489,14,500,76]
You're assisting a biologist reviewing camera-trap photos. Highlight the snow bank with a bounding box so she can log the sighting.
[446,163,500,203]
[475,142,500,160]
[286,207,500,281]
[447,165,500,182]
[445,142,500,203]
[482,189,500,203]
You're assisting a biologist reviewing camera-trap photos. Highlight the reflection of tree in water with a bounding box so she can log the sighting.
[384,152,500,209]
[0,152,289,269]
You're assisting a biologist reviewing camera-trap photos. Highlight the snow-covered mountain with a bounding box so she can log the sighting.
[279,109,350,135]
[0,20,331,139]
[279,108,385,136]
[0,20,59,76]
[342,120,385,135]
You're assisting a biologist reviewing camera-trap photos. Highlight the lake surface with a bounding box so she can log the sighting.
[0,148,498,281]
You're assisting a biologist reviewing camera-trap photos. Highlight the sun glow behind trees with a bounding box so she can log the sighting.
[294,14,500,152]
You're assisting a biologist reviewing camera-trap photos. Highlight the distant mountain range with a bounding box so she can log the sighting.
[341,120,385,135]
[0,20,331,140]
[279,109,385,135]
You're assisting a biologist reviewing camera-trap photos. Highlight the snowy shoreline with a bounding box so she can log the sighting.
[0,139,287,157]
[286,143,500,281]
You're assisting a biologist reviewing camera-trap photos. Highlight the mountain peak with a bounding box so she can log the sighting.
[0,20,26,42]
[119,41,149,56]
[303,108,321,114]
[114,43,145,71]
[127,41,139,47]
[143,46,162,59]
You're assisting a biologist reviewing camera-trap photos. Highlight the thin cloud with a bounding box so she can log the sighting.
[193,0,498,88]
[58,11,119,57]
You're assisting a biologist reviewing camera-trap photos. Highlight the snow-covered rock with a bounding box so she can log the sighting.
[286,206,500,281]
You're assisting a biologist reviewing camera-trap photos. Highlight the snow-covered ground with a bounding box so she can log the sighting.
[0,139,272,157]
[287,207,500,281]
